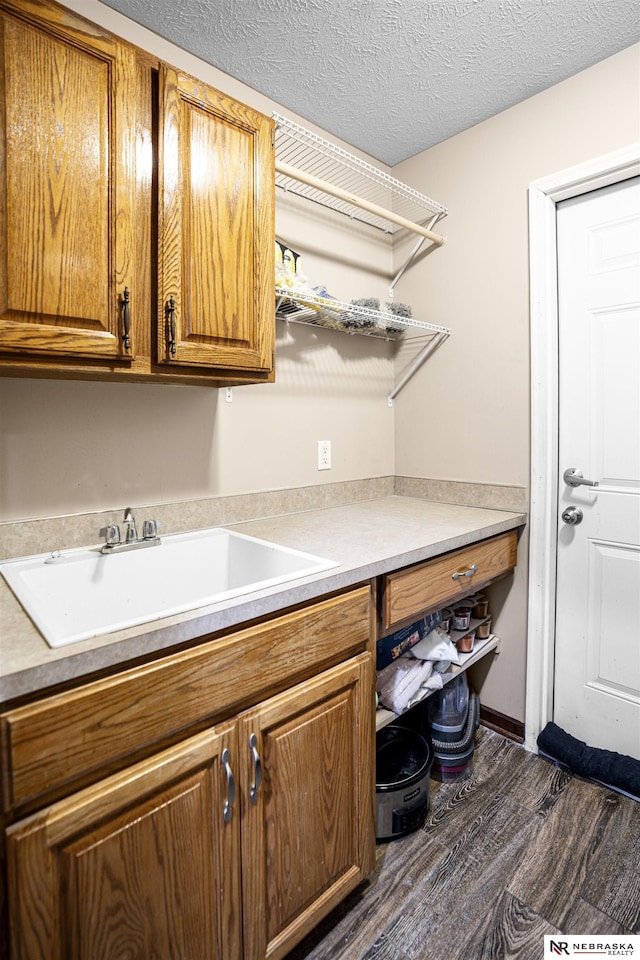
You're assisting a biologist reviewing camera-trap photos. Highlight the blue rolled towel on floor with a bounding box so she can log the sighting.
[537,722,640,800]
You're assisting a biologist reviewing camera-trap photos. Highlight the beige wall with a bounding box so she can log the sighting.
[393,42,640,486]
[0,0,396,522]
[392,43,640,720]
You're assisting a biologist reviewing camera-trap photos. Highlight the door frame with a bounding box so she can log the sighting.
[525,144,640,753]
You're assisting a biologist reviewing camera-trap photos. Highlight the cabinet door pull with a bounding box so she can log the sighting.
[166,296,176,357]
[452,563,478,580]
[221,747,235,823]
[249,733,262,804]
[122,287,131,351]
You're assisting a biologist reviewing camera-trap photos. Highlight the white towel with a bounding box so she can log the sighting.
[377,655,443,714]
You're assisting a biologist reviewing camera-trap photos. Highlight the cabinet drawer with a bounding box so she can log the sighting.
[382,531,517,632]
[1,586,371,811]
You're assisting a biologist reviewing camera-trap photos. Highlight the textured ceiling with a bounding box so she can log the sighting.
[103,0,639,165]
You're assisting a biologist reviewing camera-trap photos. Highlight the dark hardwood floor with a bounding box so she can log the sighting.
[287,727,640,960]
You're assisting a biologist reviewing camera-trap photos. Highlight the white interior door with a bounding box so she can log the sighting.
[554,177,640,760]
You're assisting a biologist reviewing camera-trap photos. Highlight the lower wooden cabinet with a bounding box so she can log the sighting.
[6,723,241,960]
[6,653,374,960]
[381,530,518,633]
[239,654,375,960]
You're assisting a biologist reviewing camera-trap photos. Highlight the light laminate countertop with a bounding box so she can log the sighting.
[0,496,526,704]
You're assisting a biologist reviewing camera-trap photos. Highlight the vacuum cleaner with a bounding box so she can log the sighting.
[429,674,480,782]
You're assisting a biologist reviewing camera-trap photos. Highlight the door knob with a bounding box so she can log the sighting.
[562,506,583,525]
[563,467,599,488]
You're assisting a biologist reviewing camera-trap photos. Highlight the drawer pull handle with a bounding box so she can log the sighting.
[249,732,262,805]
[221,747,235,823]
[452,563,478,580]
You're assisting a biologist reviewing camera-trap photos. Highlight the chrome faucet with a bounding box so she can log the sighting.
[124,507,138,543]
[100,508,161,554]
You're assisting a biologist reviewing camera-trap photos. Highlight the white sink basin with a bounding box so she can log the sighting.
[0,527,338,648]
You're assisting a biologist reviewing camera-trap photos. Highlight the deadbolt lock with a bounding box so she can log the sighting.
[561,505,583,525]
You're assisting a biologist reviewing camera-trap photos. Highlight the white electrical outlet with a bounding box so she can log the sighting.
[317,440,331,470]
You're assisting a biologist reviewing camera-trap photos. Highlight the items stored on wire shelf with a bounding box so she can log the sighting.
[275,286,450,341]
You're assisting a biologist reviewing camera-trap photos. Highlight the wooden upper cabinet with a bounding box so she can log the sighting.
[0,0,137,361]
[157,65,275,372]
[0,1,277,383]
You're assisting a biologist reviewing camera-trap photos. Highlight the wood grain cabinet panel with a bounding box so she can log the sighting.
[0,0,137,361]
[239,653,375,960]
[6,723,241,960]
[5,654,375,960]
[1,587,371,813]
[382,530,518,632]
[0,0,276,384]
[158,65,275,372]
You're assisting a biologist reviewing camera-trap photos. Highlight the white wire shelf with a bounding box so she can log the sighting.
[275,286,450,341]
[273,113,447,241]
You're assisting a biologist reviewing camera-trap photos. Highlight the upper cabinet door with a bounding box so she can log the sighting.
[0,1,137,360]
[158,65,275,373]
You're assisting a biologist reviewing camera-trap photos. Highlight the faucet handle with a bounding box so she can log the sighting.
[102,524,121,547]
[142,519,161,540]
